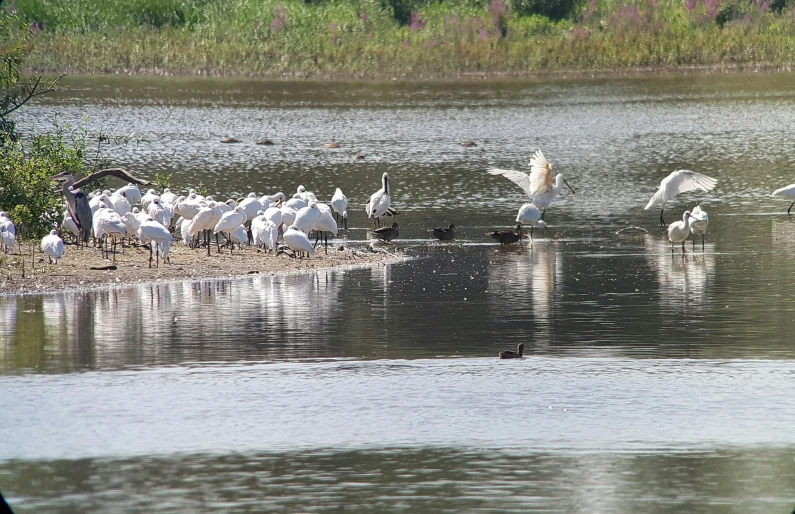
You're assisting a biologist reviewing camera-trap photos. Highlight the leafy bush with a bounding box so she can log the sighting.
[509,0,577,20]
[0,124,88,239]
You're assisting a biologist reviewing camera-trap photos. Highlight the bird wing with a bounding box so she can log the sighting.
[528,150,553,194]
[487,168,533,197]
[644,170,717,210]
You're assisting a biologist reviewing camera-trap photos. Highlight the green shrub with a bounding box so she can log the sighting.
[0,124,88,239]
[509,0,577,20]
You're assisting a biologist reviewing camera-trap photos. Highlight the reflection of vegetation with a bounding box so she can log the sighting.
[12,0,795,76]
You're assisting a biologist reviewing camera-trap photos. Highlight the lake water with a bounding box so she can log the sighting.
[3,73,795,512]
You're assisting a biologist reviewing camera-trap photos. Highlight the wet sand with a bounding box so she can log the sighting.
[0,240,402,296]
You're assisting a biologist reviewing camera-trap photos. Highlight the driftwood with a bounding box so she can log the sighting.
[71,168,152,189]
[89,265,117,271]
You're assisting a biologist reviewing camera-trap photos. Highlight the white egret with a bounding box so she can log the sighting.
[147,198,172,228]
[140,189,158,212]
[285,194,308,211]
[366,172,391,227]
[688,205,709,250]
[160,188,177,208]
[487,149,574,219]
[41,230,64,264]
[238,192,263,220]
[667,210,693,256]
[263,220,279,253]
[251,212,269,248]
[109,192,132,216]
[280,205,298,228]
[515,203,550,242]
[645,170,717,226]
[772,184,795,214]
[283,224,315,257]
[214,206,247,252]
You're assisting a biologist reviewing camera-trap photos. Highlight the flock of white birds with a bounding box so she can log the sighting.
[8,148,795,267]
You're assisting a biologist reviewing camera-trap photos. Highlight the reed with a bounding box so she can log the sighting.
[13,0,795,77]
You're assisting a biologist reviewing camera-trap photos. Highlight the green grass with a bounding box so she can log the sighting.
[12,0,795,77]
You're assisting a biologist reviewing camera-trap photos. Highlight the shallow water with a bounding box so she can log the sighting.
[4,73,795,512]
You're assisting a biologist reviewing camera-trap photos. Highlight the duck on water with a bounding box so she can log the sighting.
[499,343,524,359]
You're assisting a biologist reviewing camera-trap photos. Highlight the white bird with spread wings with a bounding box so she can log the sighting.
[644,170,717,226]
[487,149,575,219]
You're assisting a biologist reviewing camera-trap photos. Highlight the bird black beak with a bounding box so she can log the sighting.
[563,177,575,194]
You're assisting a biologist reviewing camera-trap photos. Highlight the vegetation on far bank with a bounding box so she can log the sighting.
[9,0,795,77]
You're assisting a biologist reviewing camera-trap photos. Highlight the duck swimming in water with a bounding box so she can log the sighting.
[499,343,524,359]
[486,223,523,245]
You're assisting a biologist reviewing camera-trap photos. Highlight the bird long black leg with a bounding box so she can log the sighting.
[540,210,545,221]
[789,203,794,215]
[702,233,705,251]
[324,232,328,254]
[530,227,534,242]
[148,245,153,268]
[681,242,686,258]
[156,244,160,268]
[659,209,666,226]
[692,238,695,250]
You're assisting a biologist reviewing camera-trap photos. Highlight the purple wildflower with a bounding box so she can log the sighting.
[410,11,427,31]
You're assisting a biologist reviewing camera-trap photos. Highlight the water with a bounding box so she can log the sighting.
[4,73,795,512]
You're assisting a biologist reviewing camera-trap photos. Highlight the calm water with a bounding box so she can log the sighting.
[3,73,795,512]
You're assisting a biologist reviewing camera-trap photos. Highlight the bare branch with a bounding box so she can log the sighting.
[0,74,64,118]
[72,168,152,189]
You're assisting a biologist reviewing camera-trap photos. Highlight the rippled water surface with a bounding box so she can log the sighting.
[4,74,795,512]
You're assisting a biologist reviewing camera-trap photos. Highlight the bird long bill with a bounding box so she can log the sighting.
[563,177,576,194]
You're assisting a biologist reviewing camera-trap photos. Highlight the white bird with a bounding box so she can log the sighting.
[238,192,263,221]
[264,205,282,228]
[283,224,315,257]
[147,198,172,228]
[174,196,203,220]
[667,210,693,256]
[213,207,246,253]
[229,225,248,247]
[93,207,128,259]
[263,220,279,253]
[331,187,349,229]
[645,170,717,226]
[0,212,16,253]
[515,203,550,242]
[280,205,298,228]
[115,183,142,205]
[140,189,158,212]
[488,149,574,219]
[137,219,173,267]
[251,212,269,248]
[366,172,391,227]
[313,203,338,251]
[285,194,308,211]
[688,205,709,250]
[89,193,113,215]
[62,211,81,239]
[41,230,64,264]
[109,192,132,216]
[160,188,178,208]
[294,202,321,235]
[771,184,795,214]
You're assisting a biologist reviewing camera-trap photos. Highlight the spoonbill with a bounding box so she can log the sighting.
[137,220,173,267]
[428,223,455,241]
[515,203,550,241]
[487,224,523,245]
[772,184,795,214]
[499,343,524,359]
[374,222,399,242]
[688,205,709,250]
[487,149,574,219]
[366,172,391,227]
[283,224,315,257]
[0,212,16,253]
[645,170,717,226]
[331,188,348,227]
[41,230,64,264]
[667,210,693,256]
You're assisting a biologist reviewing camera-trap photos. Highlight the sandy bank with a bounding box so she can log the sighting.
[0,240,403,296]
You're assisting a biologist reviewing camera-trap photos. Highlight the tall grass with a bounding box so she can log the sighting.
[11,0,795,77]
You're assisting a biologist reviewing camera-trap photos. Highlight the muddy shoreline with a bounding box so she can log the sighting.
[0,240,404,297]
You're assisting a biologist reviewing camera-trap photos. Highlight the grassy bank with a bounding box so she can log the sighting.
[11,0,795,77]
